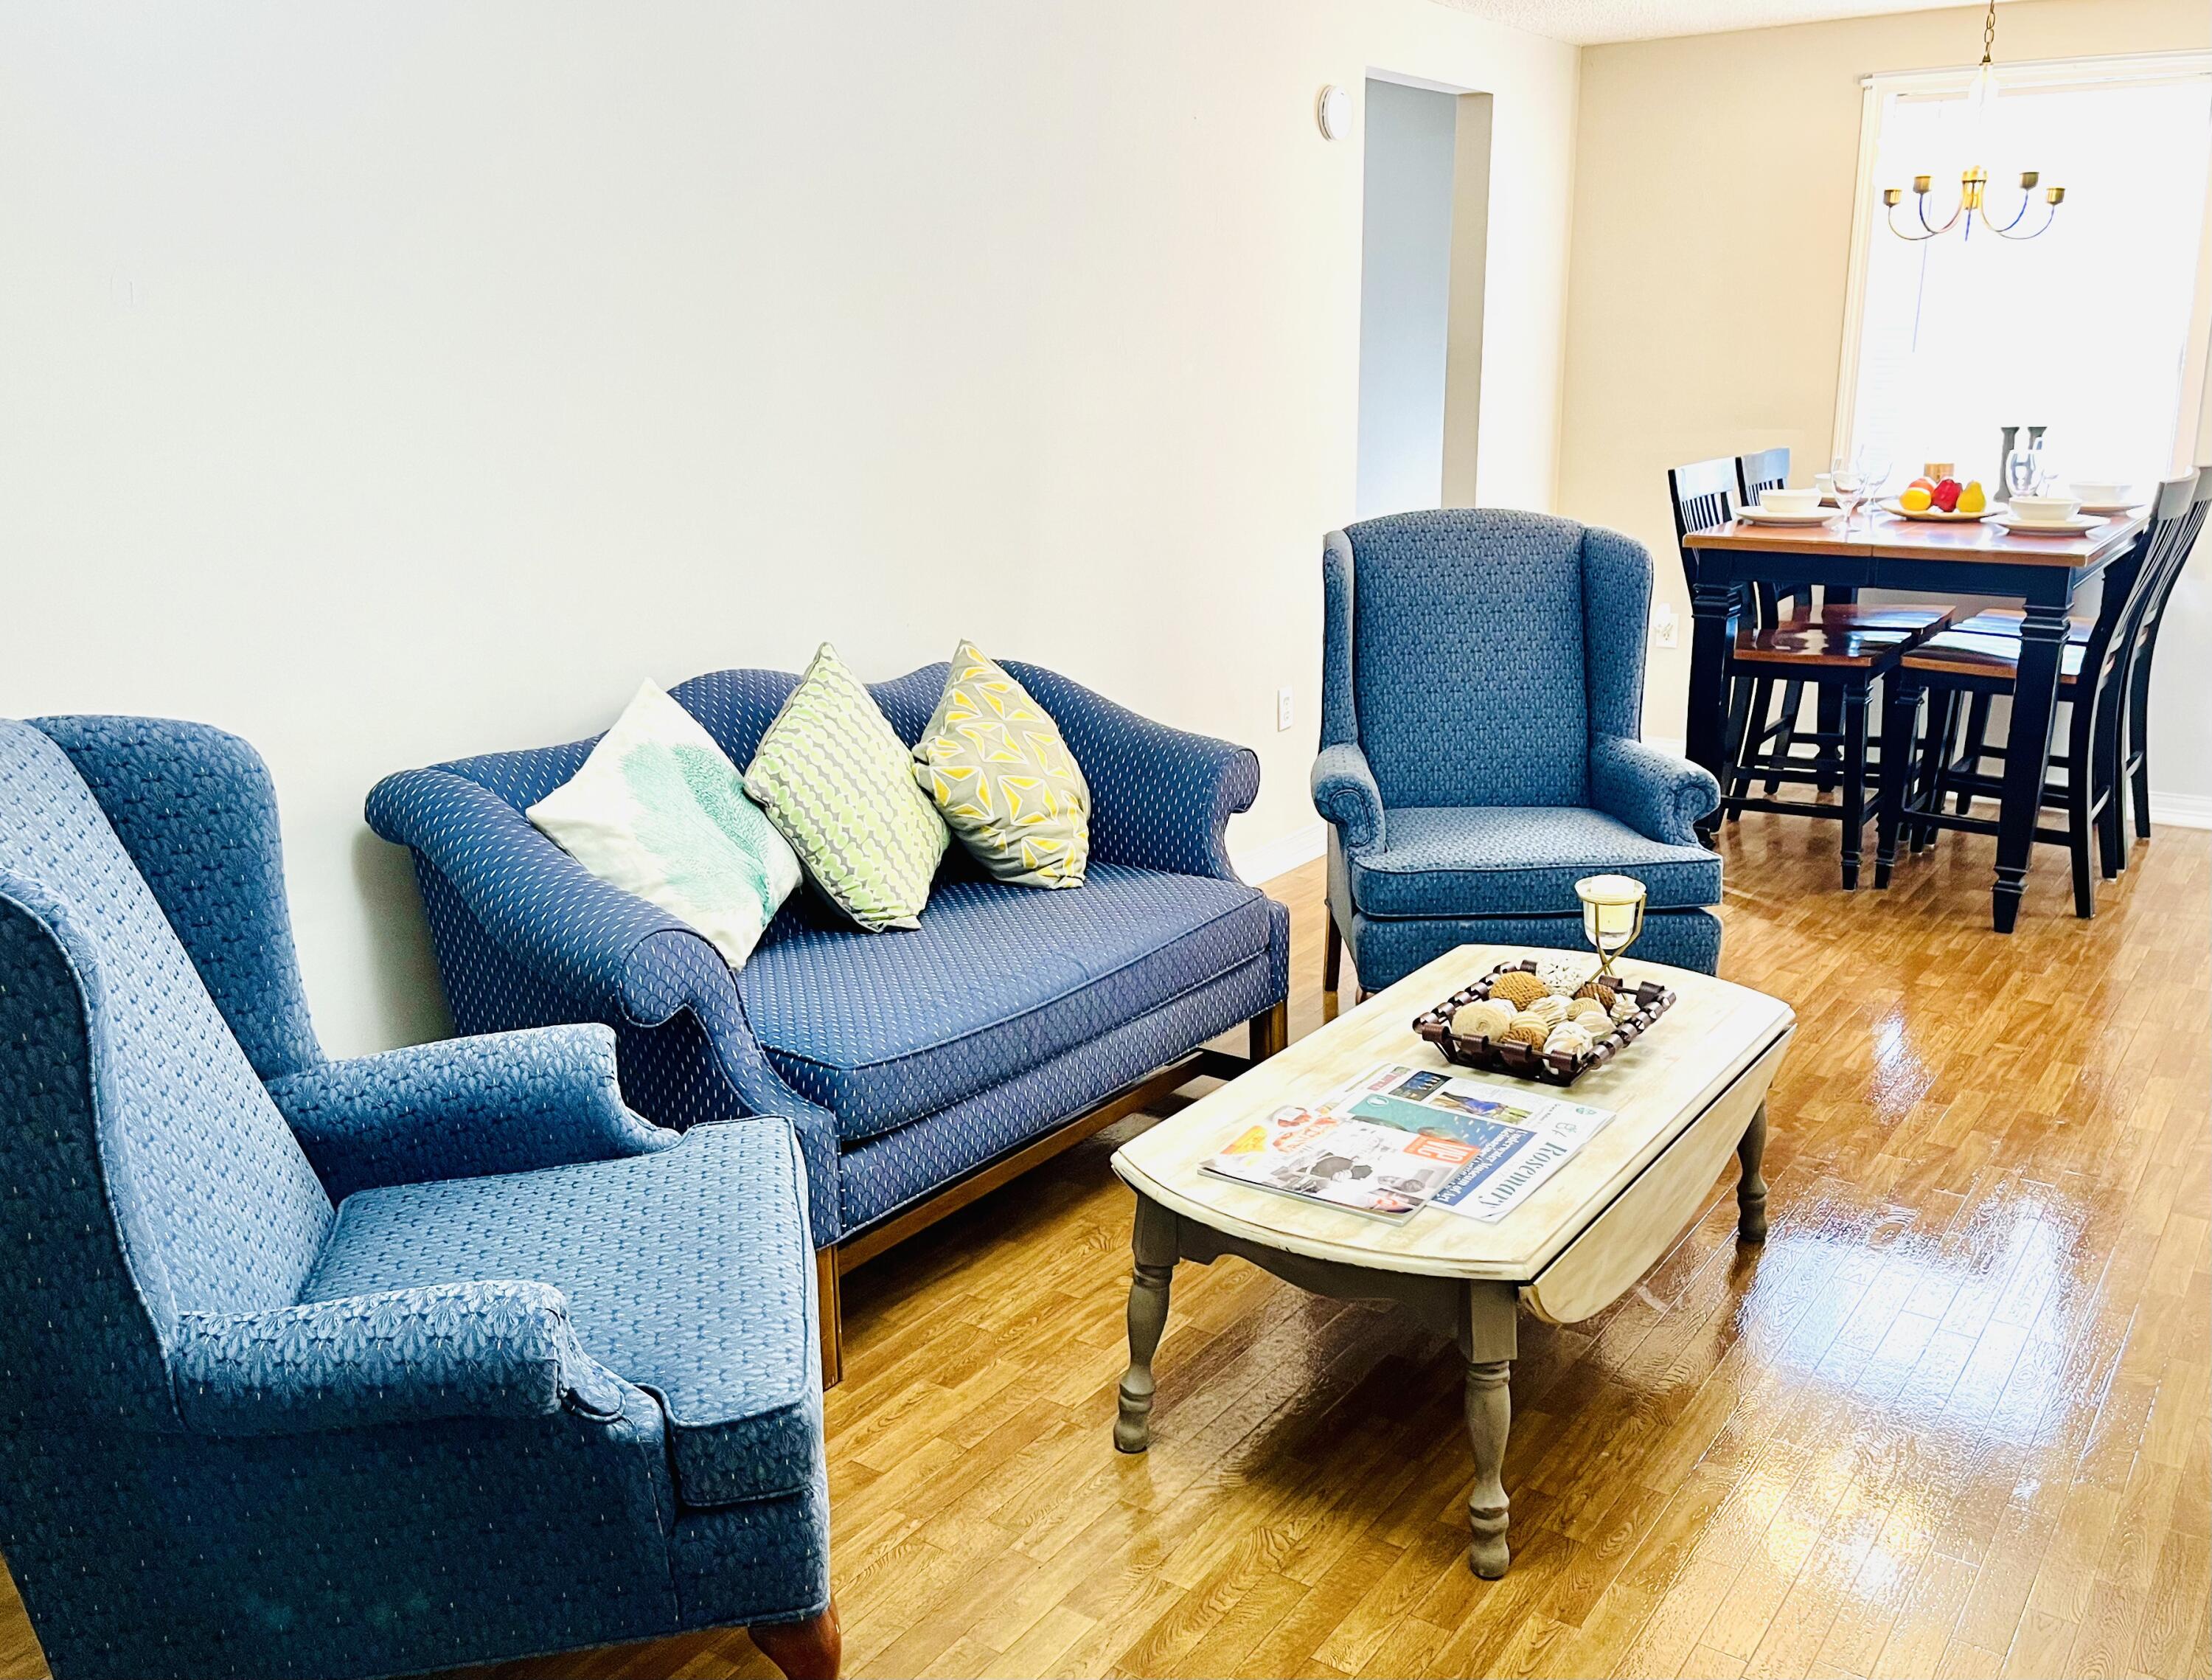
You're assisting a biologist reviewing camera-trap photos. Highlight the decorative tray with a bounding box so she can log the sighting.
[1411,959,1676,1088]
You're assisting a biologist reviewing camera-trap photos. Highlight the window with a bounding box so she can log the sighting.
[1837,53,2212,493]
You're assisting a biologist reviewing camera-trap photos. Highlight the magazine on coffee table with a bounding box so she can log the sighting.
[1201,1104,1483,1221]
[1324,1063,1615,1223]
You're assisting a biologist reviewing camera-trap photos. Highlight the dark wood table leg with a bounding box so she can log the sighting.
[1686,576,1739,845]
[1992,600,2072,933]
[1875,674,1920,888]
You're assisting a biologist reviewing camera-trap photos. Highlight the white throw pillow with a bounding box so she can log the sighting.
[528,681,801,971]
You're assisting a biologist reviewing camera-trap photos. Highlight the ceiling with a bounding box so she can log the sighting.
[1433,0,2014,47]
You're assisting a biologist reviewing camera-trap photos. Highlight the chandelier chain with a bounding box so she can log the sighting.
[1983,1,1997,66]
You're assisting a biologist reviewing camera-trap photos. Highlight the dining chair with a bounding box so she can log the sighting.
[1924,468,2207,865]
[1667,458,1952,886]
[1732,446,1851,797]
[1877,472,2199,917]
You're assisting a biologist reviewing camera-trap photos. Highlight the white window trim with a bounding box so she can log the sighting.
[1832,49,2212,473]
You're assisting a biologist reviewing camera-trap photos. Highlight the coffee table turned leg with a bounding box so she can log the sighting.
[1461,1282,1518,1578]
[1736,1103,1770,1244]
[1115,1195,1179,1453]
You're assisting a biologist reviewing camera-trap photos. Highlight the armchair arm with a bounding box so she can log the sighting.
[268,1024,677,1201]
[366,767,843,1245]
[1310,742,1385,856]
[1002,662,1259,880]
[171,1281,628,1436]
[1589,735,1718,848]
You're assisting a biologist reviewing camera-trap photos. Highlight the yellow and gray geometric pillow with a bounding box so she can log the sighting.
[914,642,1090,889]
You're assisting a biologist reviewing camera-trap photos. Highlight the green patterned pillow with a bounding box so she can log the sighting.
[527,681,802,971]
[914,641,1090,889]
[745,643,950,931]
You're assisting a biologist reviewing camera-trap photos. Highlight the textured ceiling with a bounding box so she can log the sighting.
[1435,0,2016,47]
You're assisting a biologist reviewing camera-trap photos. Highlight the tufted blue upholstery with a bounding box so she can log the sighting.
[1317,513,1724,990]
[1346,903,1725,992]
[368,661,1289,1250]
[1346,807,1720,918]
[305,1120,818,1510]
[743,864,1273,1139]
[0,718,829,1679]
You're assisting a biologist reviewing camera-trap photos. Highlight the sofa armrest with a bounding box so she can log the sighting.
[171,1281,629,1436]
[1589,735,1718,849]
[268,1024,678,1201]
[366,767,844,1246]
[1310,742,1385,856]
[1002,662,1258,880]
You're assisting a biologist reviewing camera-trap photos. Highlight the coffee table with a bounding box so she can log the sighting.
[1109,944,1794,1577]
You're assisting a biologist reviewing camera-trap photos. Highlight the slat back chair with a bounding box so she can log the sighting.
[1731,448,1832,796]
[1881,478,2188,916]
[1667,458,1951,887]
[2121,464,2211,840]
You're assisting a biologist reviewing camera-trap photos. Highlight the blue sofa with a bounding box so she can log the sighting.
[0,716,836,1680]
[367,661,1292,1375]
[1312,510,1724,999]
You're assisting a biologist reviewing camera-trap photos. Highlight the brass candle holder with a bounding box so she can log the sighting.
[1574,873,1647,982]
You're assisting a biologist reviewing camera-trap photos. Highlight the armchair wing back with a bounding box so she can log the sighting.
[1315,511,1722,996]
[0,718,832,1680]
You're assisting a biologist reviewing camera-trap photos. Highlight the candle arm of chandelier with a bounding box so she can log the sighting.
[1979,173,2064,240]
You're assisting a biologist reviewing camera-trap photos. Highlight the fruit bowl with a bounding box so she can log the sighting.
[1879,497,2000,524]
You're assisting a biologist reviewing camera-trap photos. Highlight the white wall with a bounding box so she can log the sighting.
[0,1,1580,1054]
[1356,77,1459,517]
[1555,0,2211,813]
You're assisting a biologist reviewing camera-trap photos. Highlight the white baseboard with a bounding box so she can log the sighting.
[1232,819,1326,886]
[2151,791,2212,830]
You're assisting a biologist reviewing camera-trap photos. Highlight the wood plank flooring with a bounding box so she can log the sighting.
[2,815,2205,1679]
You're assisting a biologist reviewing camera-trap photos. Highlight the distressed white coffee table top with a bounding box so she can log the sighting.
[1113,945,1794,1282]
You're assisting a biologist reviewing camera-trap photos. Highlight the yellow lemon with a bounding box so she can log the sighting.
[1901,486,1933,512]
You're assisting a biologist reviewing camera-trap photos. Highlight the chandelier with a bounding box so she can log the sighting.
[1883,1,2065,241]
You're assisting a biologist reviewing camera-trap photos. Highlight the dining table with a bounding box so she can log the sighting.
[1681,505,2149,932]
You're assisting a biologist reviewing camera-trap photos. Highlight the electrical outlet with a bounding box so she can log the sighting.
[1276,685,1295,732]
[1652,603,1679,650]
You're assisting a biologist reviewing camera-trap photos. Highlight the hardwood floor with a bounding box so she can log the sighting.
[2,816,2205,1679]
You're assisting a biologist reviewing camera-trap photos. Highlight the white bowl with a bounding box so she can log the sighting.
[2070,482,2131,507]
[1759,489,1822,516]
[2008,494,2083,524]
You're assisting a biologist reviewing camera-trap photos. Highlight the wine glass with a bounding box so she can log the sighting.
[1830,454,1866,529]
[2004,446,2039,504]
[1854,447,1892,521]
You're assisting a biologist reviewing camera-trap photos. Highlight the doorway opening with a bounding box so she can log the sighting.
[1354,77,1492,518]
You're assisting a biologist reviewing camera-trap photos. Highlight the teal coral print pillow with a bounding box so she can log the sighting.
[745,643,950,931]
[528,681,801,971]
[914,641,1090,889]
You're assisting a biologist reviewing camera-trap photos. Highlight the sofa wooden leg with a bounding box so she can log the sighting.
[1322,909,1343,1020]
[1249,1001,1289,1061]
[750,1598,842,1680]
[816,1247,844,1391]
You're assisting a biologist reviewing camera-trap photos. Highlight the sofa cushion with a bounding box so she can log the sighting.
[1347,806,1721,919]
[739,862,1273,1141]
[303,1120,816,1510]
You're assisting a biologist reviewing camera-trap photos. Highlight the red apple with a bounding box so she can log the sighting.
[1932,477,1962,513]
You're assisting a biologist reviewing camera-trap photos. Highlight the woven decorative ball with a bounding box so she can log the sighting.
[1543,1023,1595,1059]
[1501,1014,1551,1049]
[1610,995,1640,1023]
[1450,999,1516,1041]
[1534,954,1593,996]
[1571,1003,1610,1035]
[1488,970,1549,1010]
[1573,979,1617,1010]
[1525,995,1571,1028]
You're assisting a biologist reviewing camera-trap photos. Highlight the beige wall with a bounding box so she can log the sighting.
[1557,0,2211,792]
[0,1,1579,1055]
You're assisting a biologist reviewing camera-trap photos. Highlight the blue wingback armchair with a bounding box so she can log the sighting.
[0,718,836,1680]
[1312,510,1724,999]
